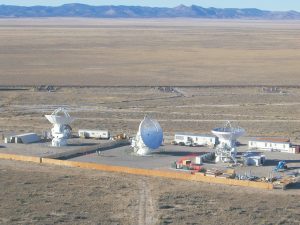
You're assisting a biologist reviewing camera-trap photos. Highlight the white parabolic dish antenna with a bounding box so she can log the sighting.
[45,107,75,147]
[131,116,163,155]
[45,108,75,125]
[211,121,245,163]
[211,121,245,148]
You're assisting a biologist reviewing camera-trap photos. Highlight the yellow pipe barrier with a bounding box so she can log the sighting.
[0,153,41,163]
[41,158,273,190]
[0,153,273,190]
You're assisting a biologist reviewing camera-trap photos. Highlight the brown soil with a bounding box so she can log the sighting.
[0,19,299,86]
[1,19,300,225]
[1,86,300,138]
[0,160,299,225]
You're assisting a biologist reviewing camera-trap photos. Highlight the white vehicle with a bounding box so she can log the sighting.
[78,129,110,139]
[173,133,217,147]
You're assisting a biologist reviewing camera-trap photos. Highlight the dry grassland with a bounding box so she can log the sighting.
[1,19,300,225]
[1,160,299,225]
[1,86,300,139]
[0,19,300,86]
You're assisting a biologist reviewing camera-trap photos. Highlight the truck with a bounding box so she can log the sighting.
[171,154,205,172]
[274,161,288,172]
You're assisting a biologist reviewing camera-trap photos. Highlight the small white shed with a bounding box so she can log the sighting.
[6,133,41,144]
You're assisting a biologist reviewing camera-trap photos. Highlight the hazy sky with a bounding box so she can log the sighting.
[0,1,299,11]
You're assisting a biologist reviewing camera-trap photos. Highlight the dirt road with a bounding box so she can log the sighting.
[137,179,157,225]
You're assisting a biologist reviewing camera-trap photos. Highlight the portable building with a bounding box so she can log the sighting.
[78,129,110,139]
[5,133,41,144]
[174,133,217,147]
[248,138,291,153]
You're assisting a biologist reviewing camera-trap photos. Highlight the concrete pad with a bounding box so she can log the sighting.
[70,139,300,178]
[0,138,110,158]
[70,145,209,170]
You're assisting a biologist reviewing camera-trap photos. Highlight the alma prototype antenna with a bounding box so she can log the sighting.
[211,121,245,164]
[45,107,75,147]
[131,115,163,155]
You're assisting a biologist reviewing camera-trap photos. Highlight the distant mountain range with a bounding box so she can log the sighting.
[0,4,300,19]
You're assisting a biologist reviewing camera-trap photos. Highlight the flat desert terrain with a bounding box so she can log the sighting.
[1,160,299,225]
[1,19,300,225]
[0,19,299,86]
[1,86,300,138]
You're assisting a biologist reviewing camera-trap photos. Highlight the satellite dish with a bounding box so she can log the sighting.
[140,116,163,149]
[211,121,245,148]
[45,107,75,125]
[132,116,163,155]
[211,121,245,164]
[45,107,75,147]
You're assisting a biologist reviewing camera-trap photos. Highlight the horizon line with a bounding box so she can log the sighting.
[0,3,299,13]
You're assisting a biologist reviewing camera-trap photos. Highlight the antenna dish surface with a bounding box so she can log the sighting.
[140,116,163,149]
[45,107,74,125]
[211,121,245,164]
[45,107,74,147]
[211,121,245,140]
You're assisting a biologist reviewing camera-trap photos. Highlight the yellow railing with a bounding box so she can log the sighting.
[0,153,273,190]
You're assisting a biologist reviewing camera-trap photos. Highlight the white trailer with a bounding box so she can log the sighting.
[248,138,291,153]
[173,133,217,147]
[78,129,110,139]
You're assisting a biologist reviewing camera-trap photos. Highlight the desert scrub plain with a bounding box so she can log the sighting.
[0,160,299,225]
[1,19,300,138]
[1,19,300,225]
[1,87,300,139]
[0,19,299,86]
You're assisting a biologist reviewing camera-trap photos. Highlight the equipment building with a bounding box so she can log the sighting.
[248,138,300,154]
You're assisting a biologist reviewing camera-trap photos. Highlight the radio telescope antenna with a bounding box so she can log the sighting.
[211,121,245,163]
[131,115,163,155]
[45,107,75,147]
